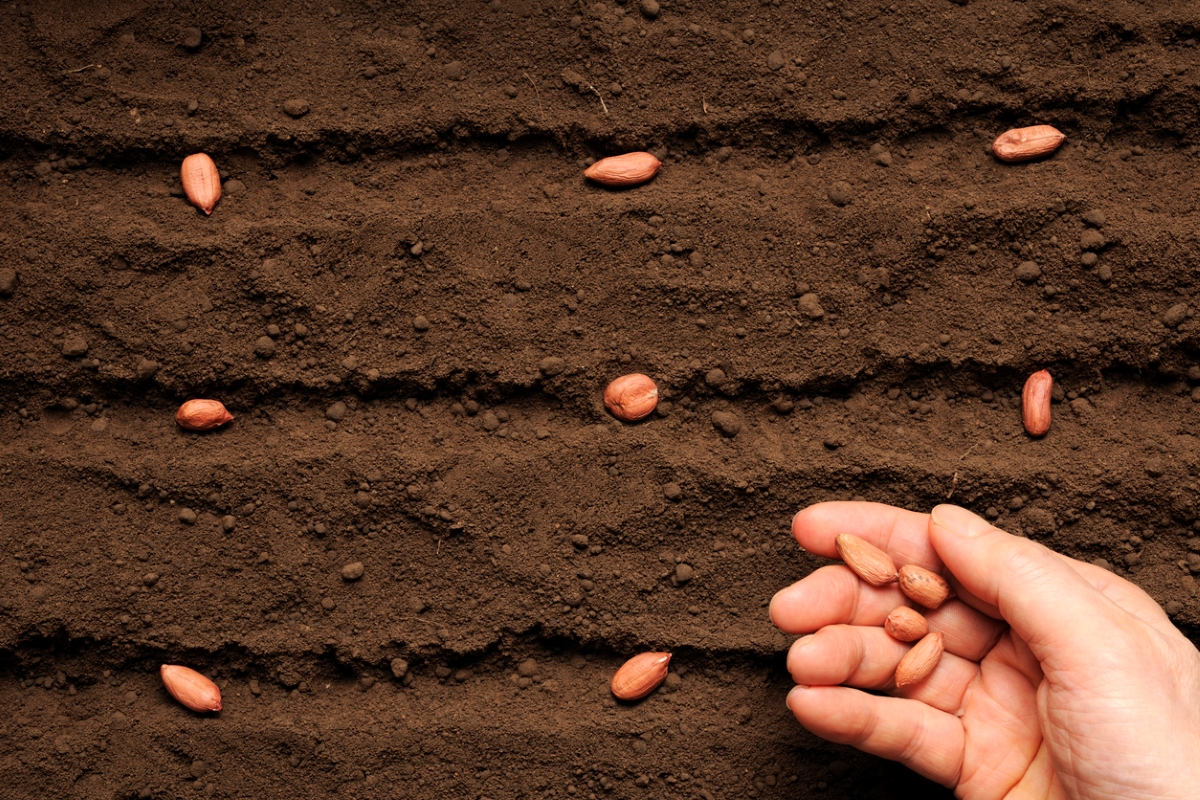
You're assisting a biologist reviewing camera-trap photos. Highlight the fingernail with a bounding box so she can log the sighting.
[793,634,815,648]
[931,504,991,538]
[786,685,810,708]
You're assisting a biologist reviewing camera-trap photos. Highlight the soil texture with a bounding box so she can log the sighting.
[3,0,1200,798]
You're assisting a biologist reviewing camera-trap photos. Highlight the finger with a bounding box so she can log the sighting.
[1066,558,1177,635]
[938,531,1177,638]
[770,564,905,633]
[786,685,963,788]
[792,501,942,570]
[786,625,906,688]
[923,600,1007,663]
[786,625,980,715]
[929,504,1136,670]
[771,566,1007,661]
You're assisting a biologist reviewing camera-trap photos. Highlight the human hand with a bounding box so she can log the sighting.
[769,502,1200,799]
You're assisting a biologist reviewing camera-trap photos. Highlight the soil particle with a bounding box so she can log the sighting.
[0,268,16,297]
[1015,262,1041,283]
[61,336,88,358]
[443,61,464,81]
[827,181,853,206]
[1021,508,1057,537]
[135,359,161,381]
[1080,229,1106,251]
[663,483,683,501]
[640,0,660,19]
[711,411,742,438]
[254,336,276,358]
[326,402,347,422]
[1083,210,1107,227]
[181,27,202,51]
[282,98,310,118]
[178,508,197,525]
[798,293,825,319]
[561,69,583,90]
[539,357,565,377]
[1163,304,1189,328]
[341,562,364,581]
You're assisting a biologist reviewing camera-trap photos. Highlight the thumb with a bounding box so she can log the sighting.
[929,504,1116,666]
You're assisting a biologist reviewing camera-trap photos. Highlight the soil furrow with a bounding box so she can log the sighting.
[0,644,895,800]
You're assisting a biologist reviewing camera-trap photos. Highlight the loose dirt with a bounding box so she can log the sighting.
[3,1,1200,798]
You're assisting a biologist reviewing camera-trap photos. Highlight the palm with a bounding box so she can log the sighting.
[771,502,1200,800]
[951,631,1059,799]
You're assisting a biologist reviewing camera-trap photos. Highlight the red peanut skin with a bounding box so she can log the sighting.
[992,125,1066,162]
[1022,369,1053,437]
[176,399,235,431]
[604,373,659,421]
[181,153,222,214]
[584,152,662,187]
[161,664,223,712]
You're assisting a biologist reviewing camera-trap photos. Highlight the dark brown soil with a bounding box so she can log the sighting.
[4,0,1200,797]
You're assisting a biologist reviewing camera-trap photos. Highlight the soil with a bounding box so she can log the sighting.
[3,0,1200,797]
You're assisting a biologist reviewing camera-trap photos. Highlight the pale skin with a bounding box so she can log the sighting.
[769,502,1200,800]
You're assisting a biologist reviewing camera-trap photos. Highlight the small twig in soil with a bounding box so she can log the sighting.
[959,441,981,461]
[702,97,709,114]
[523,72,544,122]
[586,84,608,115]
[946,471,959,500]
[64,63,101,74]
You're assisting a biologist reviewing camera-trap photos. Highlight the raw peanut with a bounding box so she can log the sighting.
[584,152,662,187]
[884,606,929,642]
[160,664,222,712]
[898,564,953,609]
[604,373,659,422]
[834,533,898,587]
[992,125,1066,163]
[895,631,944,688]
[176,399,235,431]
[1022,369,1053,437]
[611,652,671,701]
[181,153,222,214]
